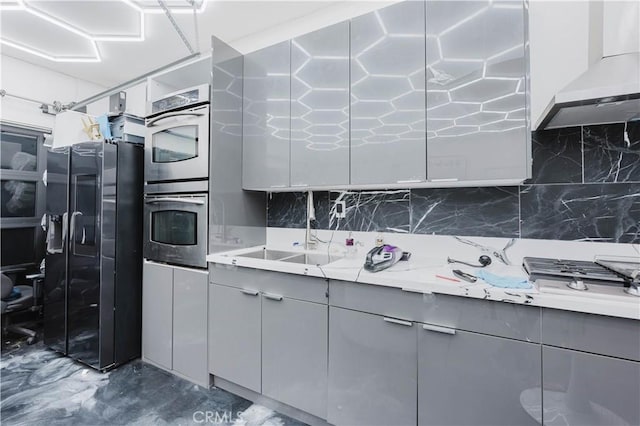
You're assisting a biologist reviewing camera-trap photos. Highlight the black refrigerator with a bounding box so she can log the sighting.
[44,140,143,371]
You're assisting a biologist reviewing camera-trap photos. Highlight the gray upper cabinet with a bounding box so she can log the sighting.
[243,41,291,190]
[426,0,530,182]
[290,22,350,187]
[418,325,541,426]
[350,0,427,185]
[328,306,417,426]
[262,297,328,419]
[209,283,262,392]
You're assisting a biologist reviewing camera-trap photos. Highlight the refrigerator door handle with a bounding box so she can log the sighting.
[69,211,82,250]
[62,212,68,247]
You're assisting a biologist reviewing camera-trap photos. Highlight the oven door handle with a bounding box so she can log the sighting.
[145,197,205,205]
[147,111,205,127]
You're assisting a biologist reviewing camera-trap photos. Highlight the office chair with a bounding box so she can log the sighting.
[1,272,38,344]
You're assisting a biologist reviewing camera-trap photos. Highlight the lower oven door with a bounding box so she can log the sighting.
[144,193,207,268]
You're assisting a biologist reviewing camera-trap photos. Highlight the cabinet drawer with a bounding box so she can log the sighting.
[329,280,424,322]
[542,308,640,361]
[421,294,541,343]
[209,263,328,304]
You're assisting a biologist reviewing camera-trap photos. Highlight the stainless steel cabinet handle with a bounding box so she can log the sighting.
[240,289,259,296]
[145,197,205,205]
[397,179,422,184]
[383,317,413,327]
[430,178,459,183]
[147,111,205,127]
[263,292,283,301]
[422,324,456,335]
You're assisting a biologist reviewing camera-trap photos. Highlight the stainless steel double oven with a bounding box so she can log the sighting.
[143,85,210,269]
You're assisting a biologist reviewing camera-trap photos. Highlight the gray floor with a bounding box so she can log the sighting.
[1,334,307,426]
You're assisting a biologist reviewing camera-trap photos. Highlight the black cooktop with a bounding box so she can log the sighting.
[523,257,626,285]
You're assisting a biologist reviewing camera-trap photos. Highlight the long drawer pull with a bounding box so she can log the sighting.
[263,293,283,301]
[240,289,259,296]
[383,317,413,327]
[422,324,456,335]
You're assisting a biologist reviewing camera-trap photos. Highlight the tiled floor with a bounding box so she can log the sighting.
[1,334,306,426]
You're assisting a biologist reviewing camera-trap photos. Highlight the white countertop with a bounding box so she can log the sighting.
[207,246,640,320]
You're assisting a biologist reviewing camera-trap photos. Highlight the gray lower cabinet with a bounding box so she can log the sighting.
[262,296,328,419]
[209,284,262,393]
[542,346,640,426]
[418,324,541,426]
[142,261,208,386]
[142,261,173,370]
[172,267,208,385]
[328,306,417,426]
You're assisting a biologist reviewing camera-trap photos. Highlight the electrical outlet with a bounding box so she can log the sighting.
[335,200,346,218]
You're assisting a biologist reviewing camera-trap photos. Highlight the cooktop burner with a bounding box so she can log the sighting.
[523,257,625,285]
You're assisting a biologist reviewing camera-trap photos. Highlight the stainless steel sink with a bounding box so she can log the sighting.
[234,248,342,266]
[235,249,299,261]
[280,253,341,266]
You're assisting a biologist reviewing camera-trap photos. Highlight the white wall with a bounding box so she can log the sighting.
[230,1,399,54]
[603,0,640,56]
[528,1,591,128]
[0,55,106,130]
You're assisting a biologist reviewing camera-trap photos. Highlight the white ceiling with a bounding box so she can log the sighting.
[0,0,394,89]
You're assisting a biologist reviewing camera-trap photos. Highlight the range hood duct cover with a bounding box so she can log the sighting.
[537,52,640,130]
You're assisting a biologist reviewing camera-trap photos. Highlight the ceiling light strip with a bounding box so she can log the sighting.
[0,38,100,62]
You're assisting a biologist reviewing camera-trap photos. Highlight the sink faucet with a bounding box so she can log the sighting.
[305,190,316,251]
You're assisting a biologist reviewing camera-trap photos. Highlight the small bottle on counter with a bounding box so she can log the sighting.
[375,234,384,246]
[346,233,356,258]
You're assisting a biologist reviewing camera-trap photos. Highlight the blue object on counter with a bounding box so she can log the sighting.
[476,269,532,289]
[96,115,112,139]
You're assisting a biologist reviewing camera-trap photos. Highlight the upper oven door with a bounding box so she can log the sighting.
[143,193,208,268]
[145,105,209,183]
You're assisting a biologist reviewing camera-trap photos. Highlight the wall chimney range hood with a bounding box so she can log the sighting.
[536,52,640,130]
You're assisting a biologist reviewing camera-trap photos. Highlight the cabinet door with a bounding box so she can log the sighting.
[290,21,350,187]
[426,1,529,182]
[173,267,208,386]
[328,307,417,426]
[542,346,640,426]
[243,41,291,190]
[350,1,426,185]
[209,284,261,392]
[418,325,541,425]
[142,261,173,370]
[262,296,328,419]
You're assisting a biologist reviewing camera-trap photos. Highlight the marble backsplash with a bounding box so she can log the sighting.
[267,121,640,243]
